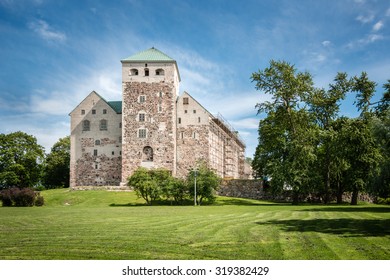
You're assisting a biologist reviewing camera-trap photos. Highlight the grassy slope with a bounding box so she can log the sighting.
[0,189,389,260]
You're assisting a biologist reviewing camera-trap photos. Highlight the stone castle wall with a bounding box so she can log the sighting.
[218,179,264,200]
[70,91,122,187]
[121,81,177,182]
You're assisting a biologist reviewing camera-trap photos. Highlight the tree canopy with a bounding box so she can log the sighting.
[0,131,45,188]
[252,61,389,204]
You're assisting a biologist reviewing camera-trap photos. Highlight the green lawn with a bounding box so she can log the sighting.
[0,189,389,260]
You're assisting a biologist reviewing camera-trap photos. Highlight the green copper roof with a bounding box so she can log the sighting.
[121,47,175,62]
[107,101,122,114]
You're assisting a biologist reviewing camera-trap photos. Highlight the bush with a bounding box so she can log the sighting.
[0,188,13,206]
[0,187,43,207]
[377,197,390,205]
[128,168,162,205]
[12,188,35,207]
[187,163,221,205]
[35,194,44,206]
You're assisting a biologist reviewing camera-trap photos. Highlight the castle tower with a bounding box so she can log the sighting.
[120,48,180,183]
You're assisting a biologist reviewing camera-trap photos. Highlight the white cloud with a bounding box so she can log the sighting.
[28,19,66,42]
[346,33,384,49]
[372,21,384,32]
[356,13,374,24]
[321,40,332,47]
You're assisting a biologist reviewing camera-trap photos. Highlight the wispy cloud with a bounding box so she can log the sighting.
[372,21,384,32]
[28,19,66,42]
[356,13,375,24]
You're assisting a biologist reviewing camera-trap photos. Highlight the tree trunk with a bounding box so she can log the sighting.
[292,190,299,205]
[336,181,343,204]
[351,189,359,205]
[324,146,331,204]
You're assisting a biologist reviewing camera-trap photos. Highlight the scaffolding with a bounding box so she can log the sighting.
[212,112,245,148]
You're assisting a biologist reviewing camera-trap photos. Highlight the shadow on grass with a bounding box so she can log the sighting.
[300,206,390,213]
[109,198,290,207]
[214,198,290,207]
[256,218,390,237]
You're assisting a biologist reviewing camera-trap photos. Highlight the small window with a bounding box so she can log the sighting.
[178,117,181,124]
[100,119,107,131]
[94,149,98,156]
[119,151,122,156]
[183,97,189,105]
[103,109,107,114]
[95,140,100,145]
[158,105,162,112]
[139,113,145,122]
[112,151,115,156]
[82,120,90,131]
[139,96,146,103]
[130,68,139,76]
[139,129,147,138]
[92,109,96,114]
[145,63,148,67]
[184,110,187,114]
[119,122,122,128]
[81,109,85,115]
[193,110,196,114]
[145,68,149,76]
[156,69,165,76]
[198,117,201,123]
[119,136,122,143]
[180,132,184,139]
[95,164,98,169]
[159,92,163,98]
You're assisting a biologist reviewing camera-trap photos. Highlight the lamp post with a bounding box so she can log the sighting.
[194,168,198,206]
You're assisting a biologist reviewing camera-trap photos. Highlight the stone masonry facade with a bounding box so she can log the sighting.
[69,48,248,188]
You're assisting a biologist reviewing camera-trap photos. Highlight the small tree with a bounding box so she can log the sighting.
[127,167,161,205]
[163,177,188,205]
[187,163,220,205]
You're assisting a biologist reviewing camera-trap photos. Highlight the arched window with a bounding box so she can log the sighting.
[144,68,149,76]
[130,68,138,76]
[95,140,100,145]
[82,120,90,131]
[100,119,107,131]
[155,68,165,76]
[143,146,153,162]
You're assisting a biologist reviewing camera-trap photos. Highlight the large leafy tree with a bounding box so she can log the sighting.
[42,136,70,189]
[369,111,390,198]
[251,60,317,204]
[306,73,351,203]
[341,118,381,204]
[0,131,45,188]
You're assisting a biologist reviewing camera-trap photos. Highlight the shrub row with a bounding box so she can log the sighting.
[376,197,390,205]
[0,187,44,207]
[128,165,221,206]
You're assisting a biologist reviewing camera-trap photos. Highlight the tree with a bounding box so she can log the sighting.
[251,60,317,204]
[306,73,351,203]
[0,132,45,188]
[368,112,390,198]
[42,136,70,189]
[187,163,220,205]
[341,118,381,205]
[127,167,162,205]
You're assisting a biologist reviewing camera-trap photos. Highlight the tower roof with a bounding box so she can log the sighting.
[121,47,175,62]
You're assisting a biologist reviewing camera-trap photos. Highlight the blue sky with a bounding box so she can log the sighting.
[0,0,389,157]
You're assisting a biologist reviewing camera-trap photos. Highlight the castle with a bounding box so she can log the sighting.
[69,47,247,188]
